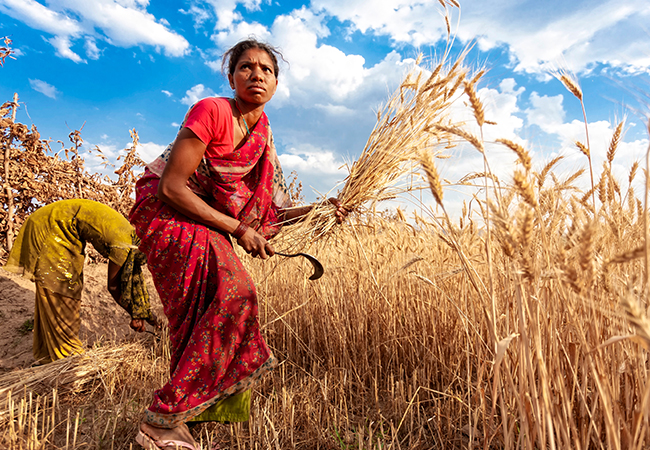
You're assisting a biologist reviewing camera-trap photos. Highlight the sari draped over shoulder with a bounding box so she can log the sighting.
[129,97,291,427]
[146,98,291,239]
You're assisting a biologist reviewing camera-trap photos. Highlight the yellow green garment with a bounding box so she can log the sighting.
[188,390,251,423]
[4,199,151,363]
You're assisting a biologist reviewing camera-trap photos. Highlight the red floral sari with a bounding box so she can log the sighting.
[129,98,291,427]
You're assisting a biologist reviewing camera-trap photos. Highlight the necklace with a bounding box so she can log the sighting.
[233,97,250,136]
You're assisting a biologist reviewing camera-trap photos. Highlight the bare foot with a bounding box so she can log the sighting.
[139,422,197,449]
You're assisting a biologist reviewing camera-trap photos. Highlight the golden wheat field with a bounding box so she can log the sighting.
[3,191,650,450]
[3,24,650,450]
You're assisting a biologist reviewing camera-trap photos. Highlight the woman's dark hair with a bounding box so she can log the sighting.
[221,38,285,78]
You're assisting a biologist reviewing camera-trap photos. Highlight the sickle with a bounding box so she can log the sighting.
[275,252,324,280]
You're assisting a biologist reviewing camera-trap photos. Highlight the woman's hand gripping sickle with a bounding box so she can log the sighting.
[232,197,348,260]
[233,221,275,259]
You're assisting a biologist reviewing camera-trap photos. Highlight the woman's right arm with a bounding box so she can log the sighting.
[158,127,274,259]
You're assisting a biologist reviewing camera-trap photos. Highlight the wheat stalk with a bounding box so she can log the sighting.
[575,140,589,157]
[497,138,531,172]
[464,80,484,127]
[552,69,583,102]
[419,150,444,207]
[629,161,639,184]
[607,120,624,164]
[536,156,564,189]
[513,171,538,208]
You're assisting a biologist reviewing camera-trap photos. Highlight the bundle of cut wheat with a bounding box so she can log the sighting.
[0,340,167,414]
[282,53,471,245]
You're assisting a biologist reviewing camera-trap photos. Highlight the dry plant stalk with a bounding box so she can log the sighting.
[2,94,19,249]
[0,37,14,67]
[0,100,147,258]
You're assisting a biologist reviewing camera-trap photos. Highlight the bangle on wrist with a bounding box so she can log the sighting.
[232,221,249,239]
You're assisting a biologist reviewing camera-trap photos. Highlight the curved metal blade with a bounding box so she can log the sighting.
[275,252,324,280]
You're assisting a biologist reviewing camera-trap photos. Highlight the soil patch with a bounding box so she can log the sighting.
[0,261,163,372]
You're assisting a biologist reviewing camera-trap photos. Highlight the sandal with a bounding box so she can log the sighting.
[136,430,199,450]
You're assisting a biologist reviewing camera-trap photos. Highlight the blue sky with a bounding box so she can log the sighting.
[1,0,650,212]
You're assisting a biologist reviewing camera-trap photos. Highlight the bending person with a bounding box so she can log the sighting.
[4,199,157,364]
[129,38,346,450]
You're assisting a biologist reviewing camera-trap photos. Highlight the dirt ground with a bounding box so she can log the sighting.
[0,261,164,372]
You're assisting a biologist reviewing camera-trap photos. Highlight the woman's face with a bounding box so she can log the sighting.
[228,48,278,106]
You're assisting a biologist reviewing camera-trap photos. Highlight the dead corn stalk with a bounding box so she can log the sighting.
[2,93,18,251]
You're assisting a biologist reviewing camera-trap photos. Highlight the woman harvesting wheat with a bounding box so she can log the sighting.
[4,199,156,364]
[129,38,346,449]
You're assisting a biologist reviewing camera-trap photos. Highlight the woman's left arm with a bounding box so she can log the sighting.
[107,260,122,304]
[280,198,348,224]
[107,260,148,332]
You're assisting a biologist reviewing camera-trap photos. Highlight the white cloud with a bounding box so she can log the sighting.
[204,59,222,73]
[114,0,150,8]
[439,77,529,191]
[450,78,527,145]
[241,0,265,12]
[525,92,565,131]
[524,92,614,168]
[610,138,648,182]
[48,35,84,62]
[190,0,649,206]
[84,38,101,60]
[180,5,211,30]
[310,0,449,47]
[29,79,59,98]
[137,141,166,163]
[308,0,650,75]
[313,103,356,116]
[0,0,83,36]
[456,0,650,75]
[272,14,367,101]
[86,142,120,175]
[181,84,217,106]
[212,11,411,109]
[185,0,271,31]
[161,90,173,97]
[79,1,189,56]
[0,0,190,62]
[202,0,242,30]
[483,79,527,139]
[211,20,272,51]
[279,145,346,175]
[278,145,349,197]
